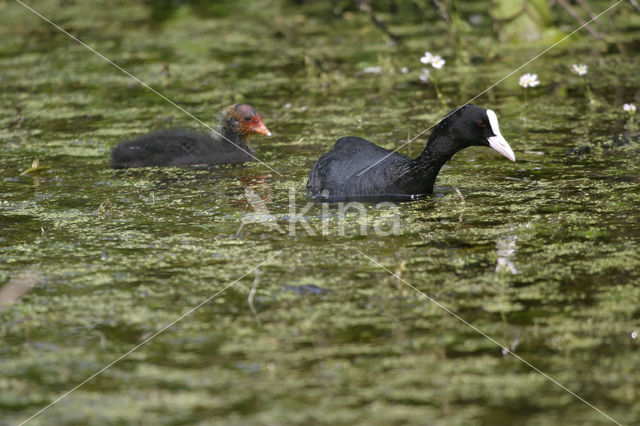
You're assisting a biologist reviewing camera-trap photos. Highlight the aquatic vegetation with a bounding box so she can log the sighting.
[623,103,637,130]
[570,62,597,105]
[18,158,48,177]
[518,73,540,120]
[362,66,382,74]
[419,51,446,106]
[490,0,552,42]
[1,1,640,425]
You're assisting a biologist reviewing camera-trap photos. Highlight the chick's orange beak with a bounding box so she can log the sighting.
[252,118,271,137]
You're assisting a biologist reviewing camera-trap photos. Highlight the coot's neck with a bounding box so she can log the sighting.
[407,124,461,194]
[216,120,248,148]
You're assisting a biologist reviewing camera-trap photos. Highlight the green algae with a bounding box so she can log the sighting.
[1,0,640,425]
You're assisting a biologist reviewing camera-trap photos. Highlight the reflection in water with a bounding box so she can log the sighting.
[495,235,518,274]
[237,188,283,235]
[237,174,273,204]
[236,173,280,234]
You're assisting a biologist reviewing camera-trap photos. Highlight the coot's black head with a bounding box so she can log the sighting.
[432,104,515,161]
[224,104,271,137]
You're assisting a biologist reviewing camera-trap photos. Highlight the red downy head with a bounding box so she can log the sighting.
[229,104,271,137]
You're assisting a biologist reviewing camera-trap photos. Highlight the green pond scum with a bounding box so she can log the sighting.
[1,0,640,424]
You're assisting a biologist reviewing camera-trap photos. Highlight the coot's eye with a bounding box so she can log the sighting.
[244,116,252,122]
[477,121,485,128]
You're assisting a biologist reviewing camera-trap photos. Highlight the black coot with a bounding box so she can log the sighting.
[306,104,515,201]
[111,104,271,169]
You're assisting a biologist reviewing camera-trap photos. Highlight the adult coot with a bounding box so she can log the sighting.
[111,104,271,169]
[306,104,515,201]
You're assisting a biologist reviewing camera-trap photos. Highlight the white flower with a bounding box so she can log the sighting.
[419,68,430,82]
[401,67,409,74]
[571,63,588,76]
[623,103,636,114]
[420,52,433,65]
[420,51,445,69]
[519,73,540,88]
[431,55,445,69]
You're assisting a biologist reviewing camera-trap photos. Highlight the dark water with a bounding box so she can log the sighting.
[1,1,640,424]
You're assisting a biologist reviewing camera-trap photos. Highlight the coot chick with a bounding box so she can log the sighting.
[111,104,271,169]
[307,104,515,202]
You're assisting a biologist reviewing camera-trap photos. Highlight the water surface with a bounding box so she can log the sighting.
[1,1,640,424]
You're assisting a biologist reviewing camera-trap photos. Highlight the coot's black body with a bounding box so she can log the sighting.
[111,104,270,169]
[307,104,515,202]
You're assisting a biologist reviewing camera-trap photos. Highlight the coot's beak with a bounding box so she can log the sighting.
[253,120,272,137]
[488,134,515,162]
[486,109,515,162]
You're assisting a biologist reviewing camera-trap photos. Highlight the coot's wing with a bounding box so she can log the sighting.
[307,136,410,197]
[331,136,409,171]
